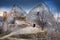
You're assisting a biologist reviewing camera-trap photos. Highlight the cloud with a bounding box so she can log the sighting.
[53,12,60,21]
[0,7,11,12]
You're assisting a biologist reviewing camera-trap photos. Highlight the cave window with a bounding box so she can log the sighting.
[33,24,36,27]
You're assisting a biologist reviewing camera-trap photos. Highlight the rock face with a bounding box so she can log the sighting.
[8,5,27,31]
[0,3,59,40]
[26,3,56,30]
[2,5,27,33]
[11,5,26,18]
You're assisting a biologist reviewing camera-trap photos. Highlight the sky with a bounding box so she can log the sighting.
[0,0,60,13]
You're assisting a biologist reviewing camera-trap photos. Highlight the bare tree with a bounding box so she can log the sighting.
[36,11,47,30]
